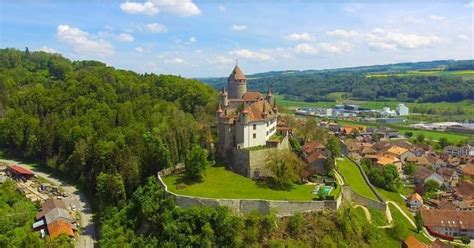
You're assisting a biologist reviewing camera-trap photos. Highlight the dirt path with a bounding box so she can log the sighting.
[1,159,97,248]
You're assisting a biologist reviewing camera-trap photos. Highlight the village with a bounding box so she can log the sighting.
[295,103,410,124]
[318,120,474,246]
[0,162,79,241]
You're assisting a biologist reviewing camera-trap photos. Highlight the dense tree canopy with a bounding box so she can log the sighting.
[0,48,217,201]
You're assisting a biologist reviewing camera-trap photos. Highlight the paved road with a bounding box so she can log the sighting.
[1,159,97,248]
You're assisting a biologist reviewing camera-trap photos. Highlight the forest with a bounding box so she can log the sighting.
[0,48,216,197]
[201,60,474,103]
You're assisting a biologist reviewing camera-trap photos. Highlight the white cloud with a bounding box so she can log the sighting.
[116,33,134,42]
[286,33,313,41]
[294,43,319,55]
[429,15,445,21]
[218,4,226,12]
[326,29,359,38]
[56,25,114,56]
[319,42,352,54]
[121,0,200,16]
[343,3,362,13]
[120,1,159,15]
[210,56,233,65]
[37,46,58,53]
[189,36,196,42]
[366,28,439,50]
[465,1,474,8]
[229,49,273,61]
[403,16,425,24]
[146,23,167,33]
[458,34,470,41]
[164,57,185,64]
[231,25,247,31]
[135,47,145,53]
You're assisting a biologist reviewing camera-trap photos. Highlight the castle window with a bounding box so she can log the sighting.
[253,124,256,130]
[253,133,256,139]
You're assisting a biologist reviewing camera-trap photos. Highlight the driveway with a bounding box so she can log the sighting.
[1,159,97,248]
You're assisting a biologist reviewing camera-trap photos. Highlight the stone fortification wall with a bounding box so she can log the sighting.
[157,166,341,216]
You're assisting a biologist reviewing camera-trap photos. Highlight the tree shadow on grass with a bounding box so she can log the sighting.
[173,173,203,188]
[255,178,295,192]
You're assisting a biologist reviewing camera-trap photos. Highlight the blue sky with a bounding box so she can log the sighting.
[1,0,473,77]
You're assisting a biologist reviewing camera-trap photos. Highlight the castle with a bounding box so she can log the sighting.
[216,64,289,178]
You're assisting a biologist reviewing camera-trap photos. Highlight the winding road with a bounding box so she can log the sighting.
[1,159,97,248]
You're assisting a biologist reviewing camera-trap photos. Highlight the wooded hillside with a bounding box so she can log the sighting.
[0,48,217,199]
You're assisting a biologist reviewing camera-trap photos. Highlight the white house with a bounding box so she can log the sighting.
[408,193,423,211]
[396,103,409,116]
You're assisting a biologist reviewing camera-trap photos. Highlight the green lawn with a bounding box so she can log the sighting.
[162,165,316,200]
[398,128,471,144]
[369,208,388,226]
[337,158,379,201]
[275,94,334,109]
[375,186,414,222]
[389,205,431,244]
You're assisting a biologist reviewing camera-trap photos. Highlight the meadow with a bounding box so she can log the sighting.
[366,69,474,81]
[162,164,316,200]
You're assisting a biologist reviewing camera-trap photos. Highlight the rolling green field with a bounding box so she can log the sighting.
[337,158,379,201]
[162,165,316,200]
[367,69,474,81]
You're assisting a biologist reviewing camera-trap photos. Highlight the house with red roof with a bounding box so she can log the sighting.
[6,165,34,180]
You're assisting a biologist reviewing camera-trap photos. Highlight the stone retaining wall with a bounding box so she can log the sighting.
[157,166,341,216]
[345,156,386,203]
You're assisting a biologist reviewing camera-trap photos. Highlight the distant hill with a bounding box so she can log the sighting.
[199,59,474,103]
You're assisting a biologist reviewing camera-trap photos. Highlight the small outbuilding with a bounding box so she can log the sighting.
[6,165,34,180]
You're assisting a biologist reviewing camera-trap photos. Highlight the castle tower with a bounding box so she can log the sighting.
[219,87,228,107]
[227,62,247,99]
[266,85,274,107]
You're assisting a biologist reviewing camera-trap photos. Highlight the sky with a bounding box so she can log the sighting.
[1,0,473,77]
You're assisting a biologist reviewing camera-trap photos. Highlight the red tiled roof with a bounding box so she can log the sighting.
[36,198,68,220]
[244,100,276,122]
[302,140,325,154]
[242,92,262,101]
[420,208,474,229]
[8,165,33,175]
[306,152,327,164]
[463,165,474,176]
[228,65,246,80]
[403,235,427,248]
[47,220,75,239]
[409,193,423,204]
[457,180,474,199]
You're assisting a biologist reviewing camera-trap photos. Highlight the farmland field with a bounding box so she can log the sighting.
[367,69,474,81]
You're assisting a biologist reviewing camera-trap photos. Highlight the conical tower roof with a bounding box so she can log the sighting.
[228,64,246,80]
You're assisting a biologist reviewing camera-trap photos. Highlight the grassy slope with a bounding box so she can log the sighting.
[375,186,414,222]
[162,165,315,200]
[337,158,379,201]
[389,205,431,244]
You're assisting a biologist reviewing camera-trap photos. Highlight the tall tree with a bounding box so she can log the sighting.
[185,145,209,181]
[265,149,304,190]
